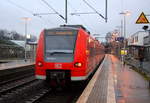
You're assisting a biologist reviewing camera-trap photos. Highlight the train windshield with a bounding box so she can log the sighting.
[44,30,77,62]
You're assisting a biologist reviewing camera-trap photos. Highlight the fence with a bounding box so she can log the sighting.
[0,44,36,61]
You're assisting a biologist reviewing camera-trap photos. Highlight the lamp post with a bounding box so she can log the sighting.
[120,11,131,63]
[22,17,31,62]
[120,11,131,47]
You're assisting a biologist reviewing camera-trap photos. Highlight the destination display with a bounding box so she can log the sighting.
[46,31,74,35]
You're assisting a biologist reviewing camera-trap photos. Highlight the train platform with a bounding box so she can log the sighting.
[77,54,150,103]
[0,60,34,70]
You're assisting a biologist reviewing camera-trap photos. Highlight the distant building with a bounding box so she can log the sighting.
[143,31,150,46]
[128,31,150,60]
[10,40,25,48]
[10,40,37,60]
[143,31,150,61]
[128,31,149,46]
[10,40,31,51]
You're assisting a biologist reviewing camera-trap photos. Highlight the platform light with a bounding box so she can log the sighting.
[88,38,91,43]
[86,50,90,55]
[119,11,131,63]
[26,34,31,39]
[22,17,31,62]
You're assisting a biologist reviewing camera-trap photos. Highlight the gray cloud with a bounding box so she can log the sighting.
[0,0,150,39]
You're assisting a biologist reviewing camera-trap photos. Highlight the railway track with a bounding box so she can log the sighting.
[0,73,34,86]
[0,71,88,103]
[0,59,103,103]
[0,65,34,83]
[0,66,49,103]
[0,76,36,95]
[25,82,87,103]
[0,75,93,103]
[0,65,41,103]
[25,60,103,103]
[0,78,45,103]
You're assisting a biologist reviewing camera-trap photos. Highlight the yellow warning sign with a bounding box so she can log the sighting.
[136,12,149,24]
[121,50,127,55]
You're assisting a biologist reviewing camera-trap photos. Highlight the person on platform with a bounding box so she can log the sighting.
[139,47,144,68]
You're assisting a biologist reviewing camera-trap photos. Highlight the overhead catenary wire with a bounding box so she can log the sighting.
[7,0,33,15]
[41,0,65,20]
[6,0,42,18]
[89,0,108,22]
[82,0,105,19]
[6,0,54,26]
[68,1,93,30]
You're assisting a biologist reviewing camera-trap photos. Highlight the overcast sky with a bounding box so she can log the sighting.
[0,0,150,40]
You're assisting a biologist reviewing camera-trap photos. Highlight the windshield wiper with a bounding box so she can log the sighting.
[46,50,73,55]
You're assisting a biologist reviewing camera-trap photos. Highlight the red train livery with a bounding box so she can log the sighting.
[35,25,105,83]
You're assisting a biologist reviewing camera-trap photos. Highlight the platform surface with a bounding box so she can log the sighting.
[111,55,150,103]
[77,54,116,103]
[0,60,34,70]
[77,54,150,103]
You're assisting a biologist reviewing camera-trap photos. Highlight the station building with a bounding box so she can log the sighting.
[128,31,150,61]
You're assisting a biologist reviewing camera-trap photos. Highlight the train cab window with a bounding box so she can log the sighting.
[44,30,77,62]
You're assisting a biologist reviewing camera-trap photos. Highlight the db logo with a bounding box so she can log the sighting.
[54,63,62,69]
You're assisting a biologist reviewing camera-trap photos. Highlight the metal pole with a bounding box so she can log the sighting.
[124,15,126,49]
[123,15,126,65]
[105,0,107,22]
[65,0,67,24]
[22,17,31,62]
[149,30,150,44]
[25,20,27,62]
[121,19,123,37]
[120,19,123,59]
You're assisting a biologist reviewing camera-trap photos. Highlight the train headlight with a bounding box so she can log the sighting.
[37,61,43,67]
[74,62,82,67]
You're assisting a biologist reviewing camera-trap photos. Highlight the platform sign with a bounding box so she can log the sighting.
[136,12,149,24]
[121,49,127,55]
[116,37,124,42]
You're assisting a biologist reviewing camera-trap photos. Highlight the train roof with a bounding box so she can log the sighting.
[44,27,79,31]
[60,25,86,30]
[60,25,91,34]
[44,25,91,35]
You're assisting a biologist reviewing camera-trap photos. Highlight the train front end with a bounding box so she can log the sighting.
[35,27,87,84]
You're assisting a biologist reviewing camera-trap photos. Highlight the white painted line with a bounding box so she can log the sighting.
[76,55,107,103]
[107,56,116,103]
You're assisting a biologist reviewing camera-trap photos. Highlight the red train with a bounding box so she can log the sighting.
[35,25,105,85]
